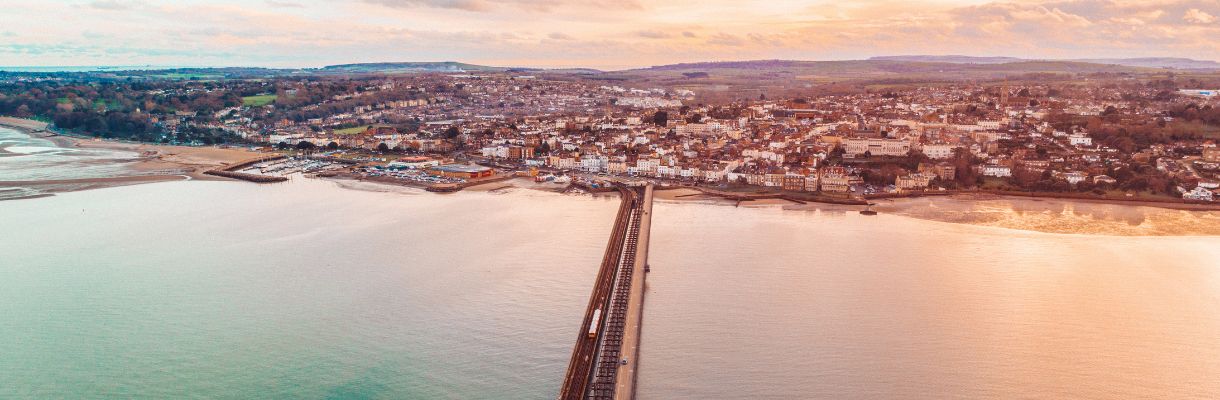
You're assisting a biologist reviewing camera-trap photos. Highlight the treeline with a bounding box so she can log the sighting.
[0,79,246,143]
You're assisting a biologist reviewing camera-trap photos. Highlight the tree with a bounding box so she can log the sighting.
[326,142,339,150]
[296,141,316,150]
[950,147,978,187]
[444,126,460,139]
[376,142,391,152]
[652,111,668,126]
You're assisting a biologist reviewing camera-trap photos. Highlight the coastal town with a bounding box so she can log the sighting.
[3,69,1220,204]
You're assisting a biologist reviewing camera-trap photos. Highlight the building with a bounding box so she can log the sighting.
[427,164,494,179]
[1069,133,1092,147]
[803,175,820,192]
[842,138,911,157]
[981,164,1012,177]
[921,144,959,159]
[782,174,806,191]
[1178,89,1218,97]
[387,156,440,170]
[919,163,957,181]
[1062,171,1087,184]
[819,168,851,192]
[895,174,932,190]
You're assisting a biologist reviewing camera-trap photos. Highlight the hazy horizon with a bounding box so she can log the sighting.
[1,0,1218,70]
[3,54,1219,73]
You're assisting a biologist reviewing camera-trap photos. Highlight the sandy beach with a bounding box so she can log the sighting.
[0,117,266,198]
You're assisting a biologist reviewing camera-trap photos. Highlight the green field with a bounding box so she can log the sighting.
[333,125,390,135]
[242,95,277,107]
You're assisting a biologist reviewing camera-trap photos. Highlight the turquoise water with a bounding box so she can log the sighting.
[0,179,618,398]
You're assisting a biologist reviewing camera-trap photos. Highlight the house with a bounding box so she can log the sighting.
[921,144,959,159]
[779,174,803,191]
[819,169,851,192]
[895,174,932,190]
[981,164,1012,178]
[918,163,956,181]
[1062,171,1087,184]
[803,175,820,192]
[1069,132,1092,147]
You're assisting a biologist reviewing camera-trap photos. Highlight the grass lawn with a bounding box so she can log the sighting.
[333,124,390,135]
[242,94,277,107]
[980,177,1011,189]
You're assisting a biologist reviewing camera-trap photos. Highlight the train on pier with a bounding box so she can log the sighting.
[588,309,602,339]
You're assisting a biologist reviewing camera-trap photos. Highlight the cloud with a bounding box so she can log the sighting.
[705,33,744,47]
[264,0,304,8]
[635,30,671,39]
[1183,8,1216,24]
[85,0,141,11]
[4,0,1220,70]
[362,0,640,13]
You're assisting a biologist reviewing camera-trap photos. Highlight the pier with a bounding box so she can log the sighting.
[204,155,289,183]
[558,184,654,400]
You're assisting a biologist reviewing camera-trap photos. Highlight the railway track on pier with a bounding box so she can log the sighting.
[557,184,639,400]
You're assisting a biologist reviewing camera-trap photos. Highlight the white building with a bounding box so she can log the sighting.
[1062,171,1087,184]
[921,144,959,159]
[843,138,911,157]
[981,165,1012,177]
[1069,133,1093,147]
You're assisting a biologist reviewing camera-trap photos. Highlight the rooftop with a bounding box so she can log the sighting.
[432,164,491,173]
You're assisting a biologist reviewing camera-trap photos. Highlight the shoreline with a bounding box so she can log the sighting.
[5,117,1219,231]
[1,117,267,197]
[867,190,1220,212]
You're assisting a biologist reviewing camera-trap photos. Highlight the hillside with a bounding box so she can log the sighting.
[315,62,507,74]
[870,55,1220,70]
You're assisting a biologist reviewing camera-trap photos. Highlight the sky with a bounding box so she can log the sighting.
[0,0,1217,70]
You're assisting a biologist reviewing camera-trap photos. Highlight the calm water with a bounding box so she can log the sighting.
[3,172,1220,398]
[640,202,1220,399]
[0,179,618,398]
